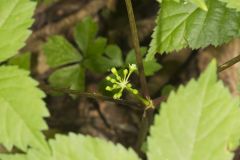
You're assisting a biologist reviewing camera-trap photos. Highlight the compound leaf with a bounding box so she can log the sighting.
[49,65,85,91]
[147,0,240,59]
[43,36,82,68]
[0,66,49,152]
[147,60,240,160]
[0,0,36,62]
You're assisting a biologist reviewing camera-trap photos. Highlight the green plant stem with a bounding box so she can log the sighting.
[40,83,143,110]
[124,0,154,152]
[124,0,149,97]
[218,54,240,72]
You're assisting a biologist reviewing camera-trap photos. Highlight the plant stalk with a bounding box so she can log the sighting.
[124,0,149,97]
[124,0,154,152]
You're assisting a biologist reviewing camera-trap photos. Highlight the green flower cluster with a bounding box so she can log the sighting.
[105,64,138,99]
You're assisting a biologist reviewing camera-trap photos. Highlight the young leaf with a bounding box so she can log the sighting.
[43,36,82,68]
[219,0,240,11]
[0,66,49,152]
[0,0,36,62]
[147,60,240,160]
[147,0,240,59]
[49,65,85,91]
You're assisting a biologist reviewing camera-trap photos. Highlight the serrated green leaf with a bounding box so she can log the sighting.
[0,66,49,152]
[50,133,139,160]
[43,36,82,68]
[8,52,31,70]
[0,133,139,160]
[147,0,240,59]
[147,60,240,160]
[126,47,161,76]
[0,0,36,62]
[74,17,98,55]
[219,0,240,11]
[49,65,85,91]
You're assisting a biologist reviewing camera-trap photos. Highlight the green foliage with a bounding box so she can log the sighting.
[0,0,36,62]
[49,134,139,160]
[0,66,49,152]
[8,52,31,70]
[147,60,240,160]
[43,17,162,93]
[0,0,50,154]
[1,0,240,160]
[43,18,126,92]
[147,0,240,59]
[1,60,240,160]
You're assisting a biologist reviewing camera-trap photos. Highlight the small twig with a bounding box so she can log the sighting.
[218,54,240,72]
[40,83,143,110]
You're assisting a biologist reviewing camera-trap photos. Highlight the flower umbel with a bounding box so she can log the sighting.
[105,64,138,99]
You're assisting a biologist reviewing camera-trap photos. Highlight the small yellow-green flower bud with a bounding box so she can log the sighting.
[106,76,111,81]
[111,68,117,74]
[113,94,120,99]
[127,83,132,88]
[110,79,117,83]
[123,69,128,76]
[132,89,138,95]
[105,86,112,91]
